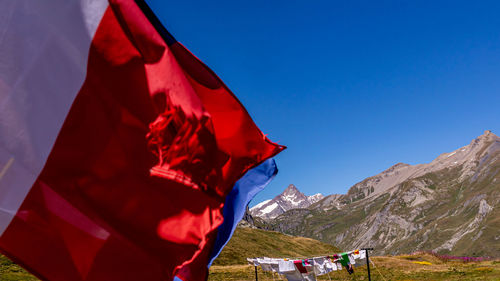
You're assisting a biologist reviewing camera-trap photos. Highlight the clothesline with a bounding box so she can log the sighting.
[268,250,356,261]
[311,249,358,260]
[250,249,361,263]
[247,249,368,281]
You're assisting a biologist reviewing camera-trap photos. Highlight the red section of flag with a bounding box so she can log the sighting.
[0,1,284,280]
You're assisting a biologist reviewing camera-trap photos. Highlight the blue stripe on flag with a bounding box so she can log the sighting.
[207,158,278,267]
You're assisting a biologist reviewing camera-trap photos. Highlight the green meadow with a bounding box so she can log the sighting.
[1,227,499,280]
[209,253,500,281]
[209,227,500,281]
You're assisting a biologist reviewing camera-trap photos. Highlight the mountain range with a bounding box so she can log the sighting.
[251,130,500,257]
[250,184,324,220]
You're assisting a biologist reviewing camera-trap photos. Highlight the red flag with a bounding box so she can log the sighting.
[0,0,284,280]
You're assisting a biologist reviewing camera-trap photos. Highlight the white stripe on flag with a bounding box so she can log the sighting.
[0,0,108,235]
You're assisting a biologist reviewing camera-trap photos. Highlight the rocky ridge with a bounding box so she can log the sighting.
[257,131,500,257]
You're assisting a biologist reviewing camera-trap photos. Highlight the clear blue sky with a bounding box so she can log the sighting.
[146,0,500,206]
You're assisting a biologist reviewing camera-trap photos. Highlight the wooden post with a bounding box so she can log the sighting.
[361,248,374,281]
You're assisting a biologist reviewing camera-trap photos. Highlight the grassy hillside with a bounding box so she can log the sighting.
[212,227,340,266]
[209,253,500,280]
[1,232,498,281]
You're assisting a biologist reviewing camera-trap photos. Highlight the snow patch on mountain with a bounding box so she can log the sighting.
[250,185,324,220]
[260,202,279,214]
[253,199,271,210]
[308,193,325,204]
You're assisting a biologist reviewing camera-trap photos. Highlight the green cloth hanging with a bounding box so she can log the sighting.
[339,253,350,267]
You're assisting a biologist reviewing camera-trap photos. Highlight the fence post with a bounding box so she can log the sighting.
[361,248,374,281]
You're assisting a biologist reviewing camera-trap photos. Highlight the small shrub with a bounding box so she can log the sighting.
[412,261,432,265]
[473,267,493,273]
[400,255,420,261]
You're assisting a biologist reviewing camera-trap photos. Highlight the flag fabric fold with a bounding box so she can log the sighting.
[0,0,284,280]
[174,159,277,281]
[208,158,278,267]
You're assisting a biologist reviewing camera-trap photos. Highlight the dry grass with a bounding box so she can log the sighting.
[209,253,500,281]
[213,227,339,266]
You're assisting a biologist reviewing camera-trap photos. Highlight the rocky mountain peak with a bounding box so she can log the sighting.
[280,184,308,204]
[282,184,301,196]
[250,185,324,220]
[471,130,497,144]
[325,131,500,206]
